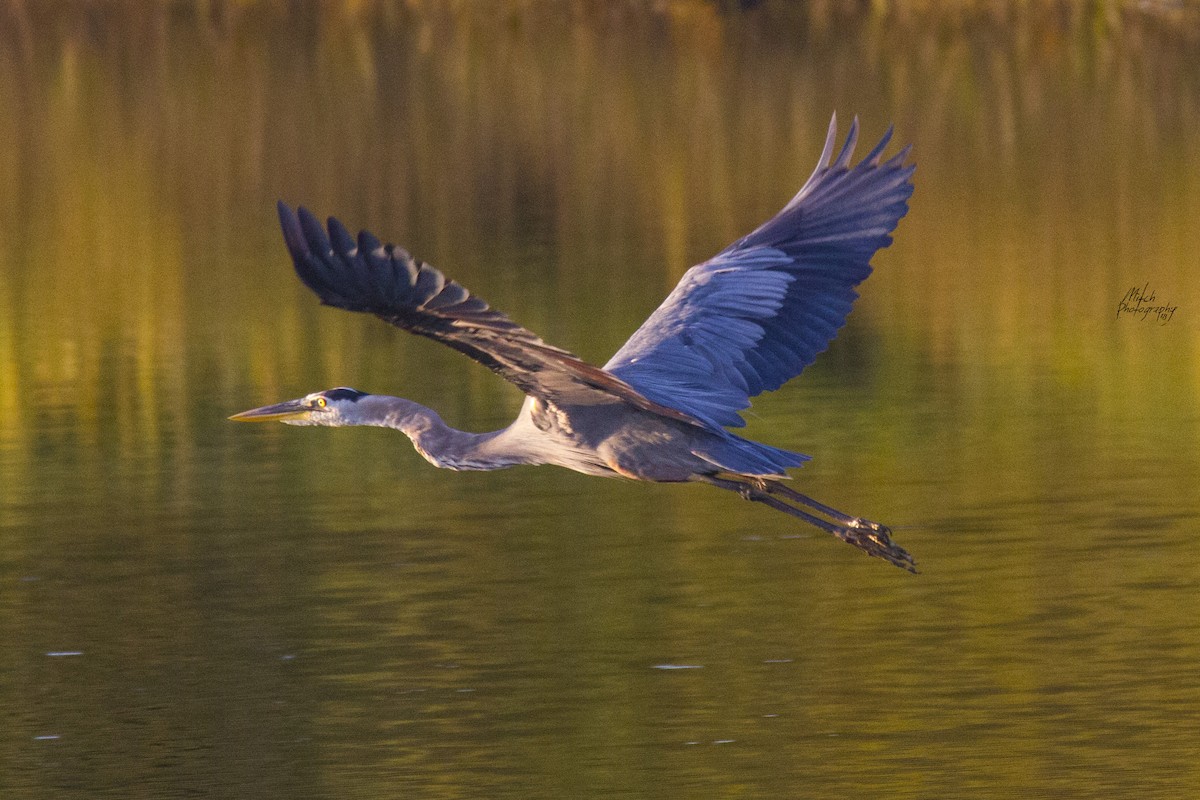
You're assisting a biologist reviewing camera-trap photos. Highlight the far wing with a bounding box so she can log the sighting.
[604,115,914,427]
[277,203,702,426]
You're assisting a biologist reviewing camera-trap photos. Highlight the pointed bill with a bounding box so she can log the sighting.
[228,399,311,422]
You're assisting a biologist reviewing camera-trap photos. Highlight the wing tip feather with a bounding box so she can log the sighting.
[820,112,839,168]
[327,216,355,255]
[831,116,860,170]
[277,200,308,258]
[864,125,895,166]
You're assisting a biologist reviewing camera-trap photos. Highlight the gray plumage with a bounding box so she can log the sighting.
[232,114,917,571]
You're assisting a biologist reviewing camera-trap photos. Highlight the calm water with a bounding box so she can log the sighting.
[2,3,1200,797]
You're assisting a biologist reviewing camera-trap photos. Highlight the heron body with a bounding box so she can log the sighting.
[233,115,918,571]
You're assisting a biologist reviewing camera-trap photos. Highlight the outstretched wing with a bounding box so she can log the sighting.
[604,115,915,427]
[276,202,702,425]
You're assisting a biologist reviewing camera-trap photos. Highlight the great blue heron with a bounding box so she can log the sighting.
[232,115,917,571]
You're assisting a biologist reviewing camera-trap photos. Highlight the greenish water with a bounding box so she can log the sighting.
[2,3,1199,798]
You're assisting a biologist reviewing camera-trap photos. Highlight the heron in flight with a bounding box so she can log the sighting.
[232,115,917,571]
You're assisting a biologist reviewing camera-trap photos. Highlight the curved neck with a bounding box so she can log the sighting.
[356,395,519,471]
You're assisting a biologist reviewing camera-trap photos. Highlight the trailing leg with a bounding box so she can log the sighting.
[700,474,917,573]
[764,481,893,536]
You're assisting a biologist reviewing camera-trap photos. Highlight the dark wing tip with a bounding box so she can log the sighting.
[327,215,356,256]
[276,203,351,307]
[295,205,332,257]
[358,228,382,254]
[274,205,490,323]
[277,201,308,259]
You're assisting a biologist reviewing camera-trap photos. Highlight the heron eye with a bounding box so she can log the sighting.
[314,397,327,409]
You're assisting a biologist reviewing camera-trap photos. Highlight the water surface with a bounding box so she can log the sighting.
[1,3,1199,798]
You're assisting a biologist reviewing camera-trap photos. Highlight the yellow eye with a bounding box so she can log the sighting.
[314,397,327,409]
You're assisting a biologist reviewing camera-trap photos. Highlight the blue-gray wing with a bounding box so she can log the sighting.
[604,115,914,427]
[277,202,704,426]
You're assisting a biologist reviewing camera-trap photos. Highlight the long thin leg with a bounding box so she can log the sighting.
[764,481,890,534]
[700,475,917,573]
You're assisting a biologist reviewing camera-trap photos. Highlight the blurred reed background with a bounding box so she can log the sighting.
[0,0,1196,462]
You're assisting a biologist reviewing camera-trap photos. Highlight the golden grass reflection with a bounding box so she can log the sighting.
[0,1,1195,465]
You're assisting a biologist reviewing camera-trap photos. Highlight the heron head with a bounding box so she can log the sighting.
[229,387,371,426]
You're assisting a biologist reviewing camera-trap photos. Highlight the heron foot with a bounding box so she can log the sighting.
[833,520,917,573]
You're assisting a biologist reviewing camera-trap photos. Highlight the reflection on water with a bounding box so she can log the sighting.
[2,2,1200,797]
